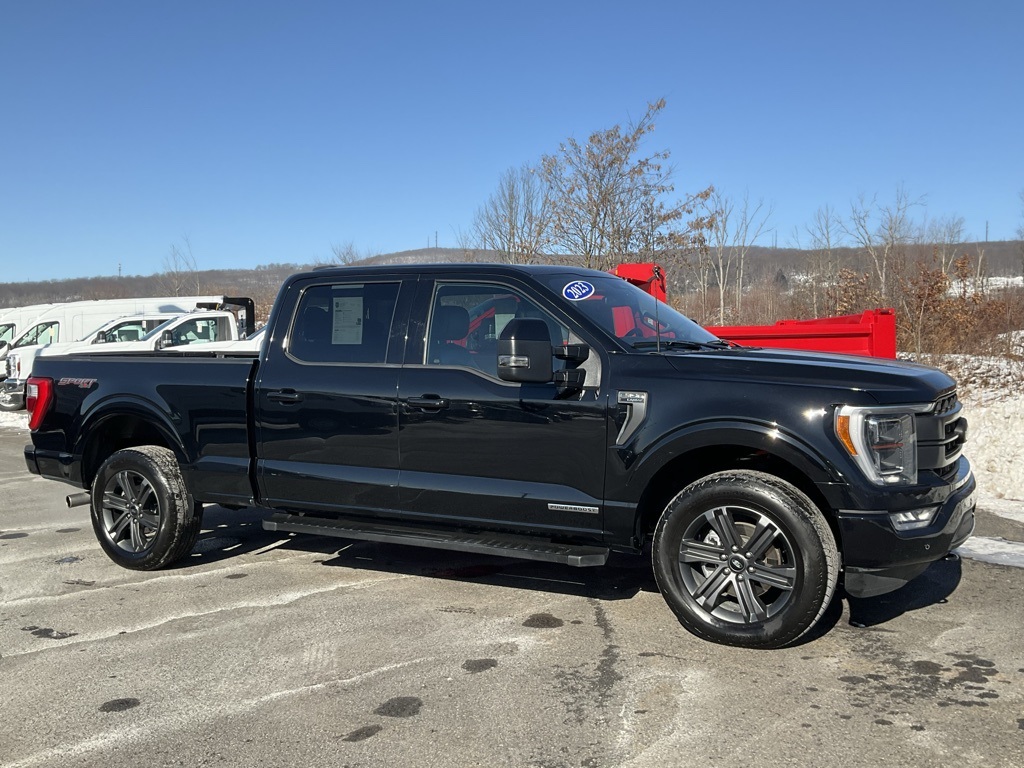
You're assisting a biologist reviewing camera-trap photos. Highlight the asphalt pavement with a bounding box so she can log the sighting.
[1,425,1022,768]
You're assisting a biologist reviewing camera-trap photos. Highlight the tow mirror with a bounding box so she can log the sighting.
[497,319,553,384]
[157,330,175,350]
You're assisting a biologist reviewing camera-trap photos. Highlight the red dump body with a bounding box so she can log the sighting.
[708,309,897,359]
[611,263,897,358]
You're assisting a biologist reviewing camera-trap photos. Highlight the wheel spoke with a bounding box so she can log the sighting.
[117,471,138,504]
[734,577,769,622]
[708,507,743,551]
[136,483,155,511]
[692,565,731,607]
[744,519,779,559]
[679,538,725,566]
[108,511,132,538]
[749,563,796,591]
[137,513,160,532]
[129,518,146,552]
[102,492,131,513]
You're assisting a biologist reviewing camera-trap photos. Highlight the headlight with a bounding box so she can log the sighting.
[835,405,918,486]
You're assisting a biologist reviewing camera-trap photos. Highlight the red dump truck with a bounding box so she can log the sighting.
[612,264,897,359]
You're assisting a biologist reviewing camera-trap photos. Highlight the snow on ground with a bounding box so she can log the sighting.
[0,411,28,431]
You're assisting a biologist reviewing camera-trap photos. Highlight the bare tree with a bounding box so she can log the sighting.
[923,214,966,274]
[329,241,379,266]
[703,189,734,324]
[732,193,773,318]
[1017,190,1024,277]
[804,205,843,316]
[541,99,712,271]
[161,235,200,296]
[844,186,922,298]
[470,164,552,264]
[699,189,772,324]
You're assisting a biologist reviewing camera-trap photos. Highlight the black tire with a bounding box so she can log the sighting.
[90,446,204,570]
[0,388,23,412]
[652,470,839,649]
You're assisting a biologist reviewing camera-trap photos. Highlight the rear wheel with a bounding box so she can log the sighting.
[653,470,839,648]
[90,446,203,570]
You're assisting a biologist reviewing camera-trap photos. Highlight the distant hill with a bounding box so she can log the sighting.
[1,241,1020,313]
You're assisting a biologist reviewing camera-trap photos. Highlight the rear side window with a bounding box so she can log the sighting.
[289,282,399,364]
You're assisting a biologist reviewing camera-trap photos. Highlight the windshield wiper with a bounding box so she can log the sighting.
[630,339,735,351]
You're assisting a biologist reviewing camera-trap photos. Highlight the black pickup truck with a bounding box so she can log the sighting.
[23,264,976,648]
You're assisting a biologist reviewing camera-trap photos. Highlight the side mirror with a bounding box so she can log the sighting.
[156,330,175,350]
[93,332,106,344]
[497,319,553,384]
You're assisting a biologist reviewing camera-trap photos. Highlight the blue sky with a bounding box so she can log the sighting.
[1,1,1021,283]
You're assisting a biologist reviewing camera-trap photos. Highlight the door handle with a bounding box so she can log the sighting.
[406,396,449,411]
[267,389,303,403]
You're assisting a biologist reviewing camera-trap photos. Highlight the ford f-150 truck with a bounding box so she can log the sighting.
[23,264,975,648]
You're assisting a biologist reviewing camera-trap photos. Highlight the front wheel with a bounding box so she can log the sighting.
[653,470,839,648]
[90,446,204,570]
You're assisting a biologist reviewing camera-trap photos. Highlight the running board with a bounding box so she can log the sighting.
[262,512,610,567]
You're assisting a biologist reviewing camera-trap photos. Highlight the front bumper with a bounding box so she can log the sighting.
[1,379,25,408]
[838,460,977,598]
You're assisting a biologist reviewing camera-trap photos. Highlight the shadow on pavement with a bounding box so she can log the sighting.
[845,554,963,627]
[181,505,964,640]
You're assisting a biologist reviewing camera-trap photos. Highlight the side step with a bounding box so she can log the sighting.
[262,512,610,567]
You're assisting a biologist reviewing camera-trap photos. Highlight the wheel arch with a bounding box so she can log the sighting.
[78,401,186,489]
[628,423,842,545]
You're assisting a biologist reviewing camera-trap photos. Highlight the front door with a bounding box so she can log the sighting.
[397,279,609,536]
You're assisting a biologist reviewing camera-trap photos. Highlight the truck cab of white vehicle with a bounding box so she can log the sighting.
[82,310,245,354]
[0,295,228,411]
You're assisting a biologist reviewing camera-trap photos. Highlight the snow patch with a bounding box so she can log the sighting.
[0,411,28,431]
[956,536,1024,569]
[960,389,1024,503]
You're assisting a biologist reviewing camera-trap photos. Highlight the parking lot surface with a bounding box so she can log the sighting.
[1,424,1022,767]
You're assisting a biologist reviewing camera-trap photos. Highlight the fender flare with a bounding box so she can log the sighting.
[622,418,844,498]
[74,395,189,485]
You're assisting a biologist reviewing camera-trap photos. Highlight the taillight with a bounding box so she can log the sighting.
[26,377,54,430]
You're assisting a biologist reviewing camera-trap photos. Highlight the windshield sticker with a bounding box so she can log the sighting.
[562,281,595,301]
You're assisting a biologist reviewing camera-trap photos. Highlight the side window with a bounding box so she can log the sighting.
[289,282,399,364]
[169,317,229,345]
[15,321,59,348]
[108,322,147,343]
[426,283,569,378]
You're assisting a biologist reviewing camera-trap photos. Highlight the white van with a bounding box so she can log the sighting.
[0,295,225,410]
[0,304,63,353]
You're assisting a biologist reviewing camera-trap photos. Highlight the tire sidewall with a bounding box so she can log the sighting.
[653,474,831,648]
[90,448,187,570]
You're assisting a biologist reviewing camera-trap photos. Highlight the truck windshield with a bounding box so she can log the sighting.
[0,323,14,344]
[539,274,721,348]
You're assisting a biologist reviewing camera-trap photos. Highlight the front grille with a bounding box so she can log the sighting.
[916,392,966,473]
[933,391,958,415]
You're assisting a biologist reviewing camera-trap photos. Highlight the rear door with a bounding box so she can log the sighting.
[254,275,414,515]
[396,275,610,536]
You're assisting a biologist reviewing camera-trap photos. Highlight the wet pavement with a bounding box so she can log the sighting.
[1,426,1022,767]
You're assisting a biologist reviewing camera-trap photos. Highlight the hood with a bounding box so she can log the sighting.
[664,347,955,406]
[69,340,154,354]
